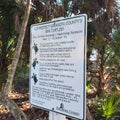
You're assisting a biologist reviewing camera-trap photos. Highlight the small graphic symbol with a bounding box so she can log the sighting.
[60,103,64,110]
[32,58,38,69]
[32,43,39,54]
[32,73,38,85]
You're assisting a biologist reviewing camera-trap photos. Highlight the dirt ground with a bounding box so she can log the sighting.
[0,87,49,120]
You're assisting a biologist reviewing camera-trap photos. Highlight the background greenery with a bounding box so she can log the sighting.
[0,0,120,119]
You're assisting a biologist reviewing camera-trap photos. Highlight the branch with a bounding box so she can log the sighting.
[0,92,27,120]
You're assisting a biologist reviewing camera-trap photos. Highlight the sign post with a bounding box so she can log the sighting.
[30,14,87,120]
[49,111,66,120]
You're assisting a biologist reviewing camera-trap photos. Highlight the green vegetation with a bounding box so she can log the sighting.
[0,0,120,119]
[102,94,120,119]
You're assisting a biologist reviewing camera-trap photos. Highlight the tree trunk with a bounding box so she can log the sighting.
[0,0,31,120]
[86,106,94,120]
[0,92,27,120]
[4,0,31,95]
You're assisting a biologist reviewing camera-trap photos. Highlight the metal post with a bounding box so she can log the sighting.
[49,111,66,120]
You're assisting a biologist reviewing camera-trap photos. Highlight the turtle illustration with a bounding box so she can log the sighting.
[32,43,39,54]
[32,73,38,85]
[32,58,38,69]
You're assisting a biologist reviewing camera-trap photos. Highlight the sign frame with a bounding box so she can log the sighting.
[30,14,87,120]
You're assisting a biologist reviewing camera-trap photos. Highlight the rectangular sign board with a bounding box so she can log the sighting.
[30,14,87,120]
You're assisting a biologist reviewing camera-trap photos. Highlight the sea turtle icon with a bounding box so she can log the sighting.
[32,73,38,85]
[32,58,38,69]
[32,43,39,54]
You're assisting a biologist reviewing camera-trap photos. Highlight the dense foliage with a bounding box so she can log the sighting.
[0,0,120,119]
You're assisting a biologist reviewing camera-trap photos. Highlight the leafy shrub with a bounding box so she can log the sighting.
[102,94,120,119]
